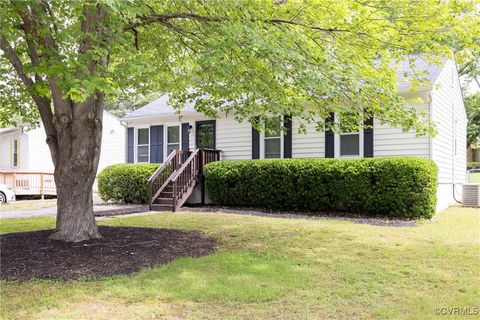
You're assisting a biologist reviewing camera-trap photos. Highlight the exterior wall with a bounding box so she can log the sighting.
[27,126,54,172]
[0,129,30,171]
[430,59,467,211]
[124,112,206,162]
[124,63,467,213]
[0,111,125,175]
[291,119,325,158]
[216,114,251,160]
[97,112,126,172]
[125,103,433,162]
[373,103,431,158]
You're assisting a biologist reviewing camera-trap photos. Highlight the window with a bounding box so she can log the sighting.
[340,133,360,156]
[166,125,180,156]
[12,139,19,167]
[196,121,215,149]
[137,128,149,163]
[264,117,282,158]
[335,116,363,158]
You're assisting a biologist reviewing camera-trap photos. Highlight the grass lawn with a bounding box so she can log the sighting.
[0,199,57,213]
[469,172,480,183]
[1,207,479,319]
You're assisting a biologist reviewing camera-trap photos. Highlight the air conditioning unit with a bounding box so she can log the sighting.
[463,184,480,207]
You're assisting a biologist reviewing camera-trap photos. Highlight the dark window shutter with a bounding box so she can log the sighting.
[150,125,164,163]
[252,121,260,159]
[363,113,374,158]
[182,123,189,151]
[325,113,335,158]
[127,127,134,163]
[283,115,292,158]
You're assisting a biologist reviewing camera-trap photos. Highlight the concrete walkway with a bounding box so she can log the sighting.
[1,204,150,219]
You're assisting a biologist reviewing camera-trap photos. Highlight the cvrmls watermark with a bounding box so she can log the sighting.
[434,306,479,316]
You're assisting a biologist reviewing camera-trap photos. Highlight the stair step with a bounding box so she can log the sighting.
[160,191,173,196]
[155,198,173,205]
[150,204,173,211]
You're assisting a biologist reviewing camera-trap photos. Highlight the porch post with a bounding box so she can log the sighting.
[199,149,205,205]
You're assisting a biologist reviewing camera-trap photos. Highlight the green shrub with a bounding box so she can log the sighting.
[204,158,438,219]
[98,163,160,203]
[467,162,480,170]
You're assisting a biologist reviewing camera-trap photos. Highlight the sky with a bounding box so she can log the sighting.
[461,76,480,95]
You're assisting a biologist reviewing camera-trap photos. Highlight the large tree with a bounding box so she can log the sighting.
[465,93,480,148]
[1,0,478,242]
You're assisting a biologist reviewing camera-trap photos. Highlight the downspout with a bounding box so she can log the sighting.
[428,93,433,161]
[120,121,129,163]
[451,100,462,204]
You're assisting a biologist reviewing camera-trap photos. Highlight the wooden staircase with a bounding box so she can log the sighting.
[148,149,220,212]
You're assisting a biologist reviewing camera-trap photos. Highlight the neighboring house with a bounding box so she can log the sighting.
[467,144,480,163]
[0,111,125,196]
[122,57,467,212]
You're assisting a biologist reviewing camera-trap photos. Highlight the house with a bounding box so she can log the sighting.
[0,111,125,197]
[467,144,480,163]
[121,57,467,212]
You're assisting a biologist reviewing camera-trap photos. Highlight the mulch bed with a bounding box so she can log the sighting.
[182,205,418,227]
[1,226,218,282]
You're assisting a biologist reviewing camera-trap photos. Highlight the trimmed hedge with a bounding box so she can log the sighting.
[98,163,159,203]
[467,162,480,170]
[204,158,438,219]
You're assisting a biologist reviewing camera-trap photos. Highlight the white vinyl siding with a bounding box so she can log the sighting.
[97,112,126,172]
[25,127,53,172]
[216,115,252,160]
[0,130,30,172]
[0,111,125,174]
[373,103,431,158]
[291,119,325,158]
[431,60,467,186]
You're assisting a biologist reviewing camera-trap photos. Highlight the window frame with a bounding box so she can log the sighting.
[164,122,182,159]
[260,116,284,159]
[195,120,216,149]
[135,126,150,163]
[11,138,19,167]
[334,115,364,158]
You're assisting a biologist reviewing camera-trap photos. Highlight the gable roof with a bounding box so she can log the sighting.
[122,95,197,120]
[0,127,21,135]
[393,55,446,92]
[122,56,449,120]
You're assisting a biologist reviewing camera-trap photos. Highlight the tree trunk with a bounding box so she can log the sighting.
[49,163,101,242]
[49,98,104,242]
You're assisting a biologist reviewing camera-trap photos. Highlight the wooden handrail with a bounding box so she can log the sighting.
[147,150,177,183]
[172,149,200,211]
[148,150,181,208]
[171,149,200,183]
[147,148,221,211]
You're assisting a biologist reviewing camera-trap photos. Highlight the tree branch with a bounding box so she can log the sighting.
[0,34,58,165]
[0,35,35,90]
[124,12,221,30]
[124,12,348,33]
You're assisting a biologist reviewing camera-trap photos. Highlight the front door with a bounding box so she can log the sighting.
[196,120,216,149]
